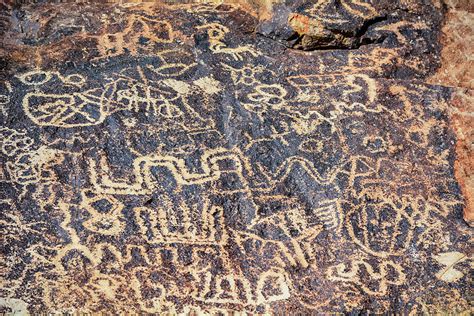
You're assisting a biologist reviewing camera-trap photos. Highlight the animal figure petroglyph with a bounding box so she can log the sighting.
[197,23,260,60]
[1,1,469,313]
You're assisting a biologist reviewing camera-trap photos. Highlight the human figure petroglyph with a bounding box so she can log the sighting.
[1,1,470,313]
[8,67,462,311]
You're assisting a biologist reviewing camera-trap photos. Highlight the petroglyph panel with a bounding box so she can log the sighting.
[0,0,472,314]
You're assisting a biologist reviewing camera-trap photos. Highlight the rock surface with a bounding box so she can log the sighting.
[0,0,472,314]
[429,1,474,226]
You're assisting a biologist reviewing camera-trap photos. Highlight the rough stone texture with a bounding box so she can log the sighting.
[428,1,474,226]
[0,1,472,314]
[430,9,473,89]
[448,90,474,226]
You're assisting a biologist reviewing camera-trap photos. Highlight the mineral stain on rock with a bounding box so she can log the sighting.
[0,0,472,314]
